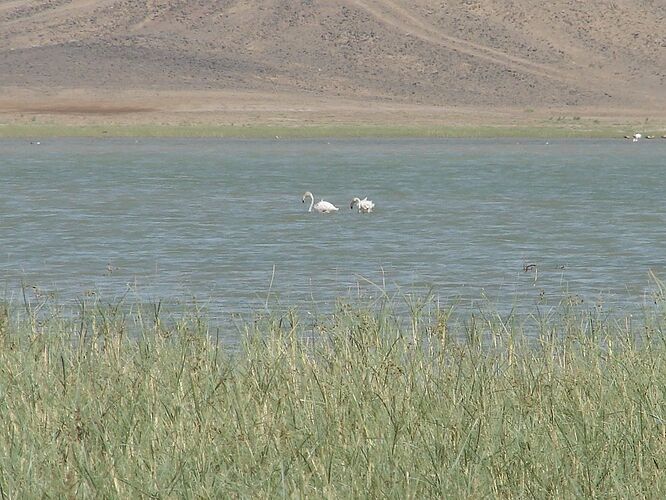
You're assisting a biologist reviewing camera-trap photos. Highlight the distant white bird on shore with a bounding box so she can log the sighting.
[633,133,642,142]
[350,196,375,213]
[302,191,339,213]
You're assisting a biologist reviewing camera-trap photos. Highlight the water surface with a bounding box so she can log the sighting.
[1,138,664,327]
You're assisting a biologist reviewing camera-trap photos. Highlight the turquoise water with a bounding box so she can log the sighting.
[1,138,664,324]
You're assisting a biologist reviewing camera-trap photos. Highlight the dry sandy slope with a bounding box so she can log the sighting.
[1,0,664,128]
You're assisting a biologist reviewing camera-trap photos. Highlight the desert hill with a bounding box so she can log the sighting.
[1,0,665,128]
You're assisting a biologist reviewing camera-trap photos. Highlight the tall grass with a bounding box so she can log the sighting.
[0,291,664,497]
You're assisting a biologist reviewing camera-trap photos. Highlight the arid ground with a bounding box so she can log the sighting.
[1,0,665,135]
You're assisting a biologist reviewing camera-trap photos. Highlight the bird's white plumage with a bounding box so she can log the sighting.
[302,191,339,213]
[350,196,375,213]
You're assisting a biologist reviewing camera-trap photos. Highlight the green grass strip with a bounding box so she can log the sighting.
[0,122,653,139]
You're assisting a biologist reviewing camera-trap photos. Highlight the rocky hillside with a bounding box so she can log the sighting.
[1,0,664,111]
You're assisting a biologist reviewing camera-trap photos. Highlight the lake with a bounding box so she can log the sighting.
[1,138,664,327]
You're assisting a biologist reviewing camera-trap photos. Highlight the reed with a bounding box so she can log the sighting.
[0,292,664,497]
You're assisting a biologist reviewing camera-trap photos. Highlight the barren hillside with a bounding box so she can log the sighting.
[1,0,665,126]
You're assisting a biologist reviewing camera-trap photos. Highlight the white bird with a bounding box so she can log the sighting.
[302,191,339,213]
[350,196,375,213]
[633,133,642,142]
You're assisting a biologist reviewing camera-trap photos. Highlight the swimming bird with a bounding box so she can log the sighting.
[350,196,375,213]
[302,191,339,213]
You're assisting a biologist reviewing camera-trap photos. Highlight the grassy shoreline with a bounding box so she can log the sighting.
[1,294,665,497]
[2,122,664,139]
